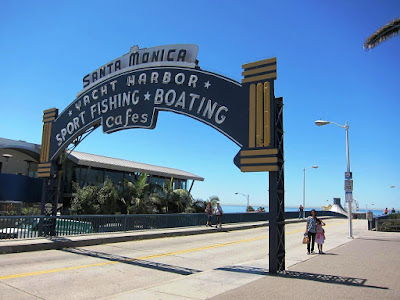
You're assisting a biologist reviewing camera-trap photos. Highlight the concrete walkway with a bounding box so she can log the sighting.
[211,230,400,300]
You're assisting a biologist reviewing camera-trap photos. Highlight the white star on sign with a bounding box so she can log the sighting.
[68,110,73,116]
[144,91,151,101]
[204,81,211,89]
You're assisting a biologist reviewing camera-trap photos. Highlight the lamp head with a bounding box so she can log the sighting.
[315,120,330,126]
[312,165,319,169]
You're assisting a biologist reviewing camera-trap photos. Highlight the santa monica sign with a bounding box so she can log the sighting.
[82,44,199,88]
[39,44,280,176]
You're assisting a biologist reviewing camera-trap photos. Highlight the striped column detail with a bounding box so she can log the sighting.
[239,148,279,172]
[244,58,275,149]
[38,108,58,178]
[242,57,277,83]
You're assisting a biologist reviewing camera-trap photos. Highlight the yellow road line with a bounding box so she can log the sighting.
[0,220,347,281]
[0,236,266,281]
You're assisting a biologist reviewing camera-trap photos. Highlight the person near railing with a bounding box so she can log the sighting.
[298,205,304,219]
[205,202,214,227]
[215,202,223,228]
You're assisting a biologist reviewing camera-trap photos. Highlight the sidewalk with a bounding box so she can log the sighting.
[212,230,400,300]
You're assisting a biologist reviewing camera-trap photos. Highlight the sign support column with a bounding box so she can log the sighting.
[269,97,285,273]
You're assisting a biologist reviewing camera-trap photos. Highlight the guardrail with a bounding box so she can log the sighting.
[375,218,400,232]
[0,210,345,240]
[368,214,389,231]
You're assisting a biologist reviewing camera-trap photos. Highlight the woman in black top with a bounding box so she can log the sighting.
[305,209,317,254]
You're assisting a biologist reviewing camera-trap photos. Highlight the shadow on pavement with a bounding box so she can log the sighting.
[61,247,202,276]
[216,266,388,290]
[357,237,400,243]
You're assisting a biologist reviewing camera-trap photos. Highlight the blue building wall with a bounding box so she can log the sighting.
[0,174,43,203]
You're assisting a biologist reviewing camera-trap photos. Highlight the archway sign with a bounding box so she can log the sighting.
[38,44,285,273]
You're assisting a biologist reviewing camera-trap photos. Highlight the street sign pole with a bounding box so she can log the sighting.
[345,122,353,239]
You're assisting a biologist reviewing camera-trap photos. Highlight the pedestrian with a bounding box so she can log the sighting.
[316,218,326,254]
[299,204,304,219]
[215,202,223,228]
[205,202,214,227]
[391,207,395,214]
[305,209,317,254]
[384,208,388,215]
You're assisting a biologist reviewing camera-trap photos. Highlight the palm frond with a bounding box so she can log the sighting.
[364,18,400,50]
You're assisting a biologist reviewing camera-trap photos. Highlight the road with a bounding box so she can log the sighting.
[0,218,366,299]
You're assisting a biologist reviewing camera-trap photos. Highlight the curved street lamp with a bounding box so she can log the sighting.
[235,192,250,212]
[315,119,353,238]
[303,165,319,218]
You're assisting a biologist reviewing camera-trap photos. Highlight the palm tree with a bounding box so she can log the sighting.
[190,199,207,213]
[208,196,219,208]
[120,173,153,214]
[150,178,193,213]
[364,18,400,50]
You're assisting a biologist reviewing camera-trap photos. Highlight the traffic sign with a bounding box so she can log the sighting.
[345,172,352,179]
[345,179,353,192]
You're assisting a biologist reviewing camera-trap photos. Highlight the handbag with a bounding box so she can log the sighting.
[302,235,309,244]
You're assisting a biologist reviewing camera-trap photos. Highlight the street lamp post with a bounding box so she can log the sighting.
[390,186,398,212]
[366,203,374,211]
[303,165,319,218]
[235,192,250,211]
[315,119,353,238]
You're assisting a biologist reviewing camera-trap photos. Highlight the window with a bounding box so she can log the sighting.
[152,176,159,185]
[105,170,124,190]
[158,177,165,188]
[87,168,105,186]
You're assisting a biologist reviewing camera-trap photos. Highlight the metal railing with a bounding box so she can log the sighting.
[375,218,400,232]
[368,214,389,231]
[0,210,345,240]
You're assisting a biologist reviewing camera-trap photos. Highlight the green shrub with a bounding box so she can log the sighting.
[21,207,41,215]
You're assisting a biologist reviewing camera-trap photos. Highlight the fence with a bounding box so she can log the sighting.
[0,210,345,240]
[368,214,389,231]
[375,218,400,232]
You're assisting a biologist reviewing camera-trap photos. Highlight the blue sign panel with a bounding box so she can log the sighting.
[50,67,246,160]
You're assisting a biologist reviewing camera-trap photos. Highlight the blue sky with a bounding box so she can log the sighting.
[1,0,399,210]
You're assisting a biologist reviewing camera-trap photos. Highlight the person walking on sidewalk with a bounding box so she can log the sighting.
[215,202,223,228]
[305,209,317,254]
[299,205,304,219]
[316,218,326,254]
[205,202,214,227]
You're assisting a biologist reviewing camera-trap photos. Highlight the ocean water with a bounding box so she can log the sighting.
[220,205,315,214]
[221,205,384,217]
